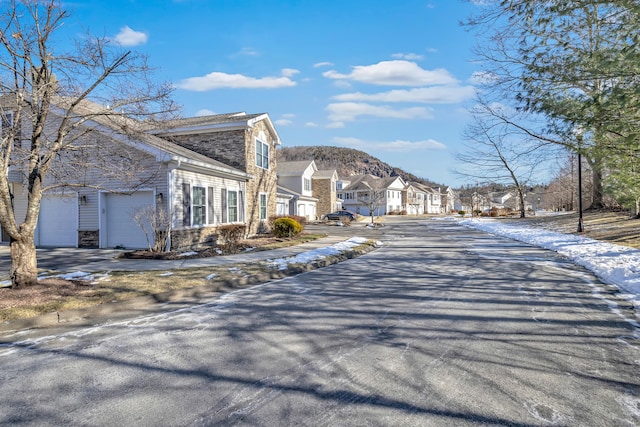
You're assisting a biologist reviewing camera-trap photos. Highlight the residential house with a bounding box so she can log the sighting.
[404,183,425,215]
[312,168,340,218]
[276,160,319,220]
[408,183,443,214]
[151,112,281,235]
[2,98,281,250]
[489,190,532,212]
[338,174,406,216]
[443,187,458,214]
[425,186,444,214]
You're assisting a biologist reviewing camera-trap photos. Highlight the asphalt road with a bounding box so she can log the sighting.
[1,218,639,426]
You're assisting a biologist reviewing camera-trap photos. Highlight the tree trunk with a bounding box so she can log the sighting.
[10,237,39,288]
[518,190,526,218]
[590,166,604,209]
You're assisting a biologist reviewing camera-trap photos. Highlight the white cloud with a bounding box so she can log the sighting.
[305,122,319,127]
[333,86,476,104]
[391,53,425,61]
[313,62,334,68]
[282,113,295,118]
[323,60,457,86]
[332,80,353,89]
[380,139,446,151]
[177,69,298,91]
[326,121,345,129]
[195,109,217,116]
[114,26,148,46]
[332,137,446,151]
[281,68,300,77]
[275,119,292,126]
[232,47,259,57]
[326,102,433,122]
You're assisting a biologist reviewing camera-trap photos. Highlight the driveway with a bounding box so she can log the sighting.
[1,218,638,426]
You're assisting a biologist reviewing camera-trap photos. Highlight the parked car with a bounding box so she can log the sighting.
[323,210,357,221]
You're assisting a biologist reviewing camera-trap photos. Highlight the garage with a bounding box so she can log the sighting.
[37,193,78,247]
[103,191,155,250]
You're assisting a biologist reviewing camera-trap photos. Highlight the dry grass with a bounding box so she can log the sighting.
[0,234,378,322]
[510,210,640,249]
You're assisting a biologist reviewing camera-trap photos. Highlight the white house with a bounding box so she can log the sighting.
[276,160,319,220]
[338,174,406,216]
[1,97,286,250]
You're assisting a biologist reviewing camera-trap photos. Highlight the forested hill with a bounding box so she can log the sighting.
[277,146,445,188]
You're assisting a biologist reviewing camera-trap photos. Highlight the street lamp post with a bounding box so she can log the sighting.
[575,132,584,233]
[577,150,583,233]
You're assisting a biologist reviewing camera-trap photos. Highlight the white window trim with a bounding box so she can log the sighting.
[259,192,268,220]
[191,186,206,226]
[255,139,269,170]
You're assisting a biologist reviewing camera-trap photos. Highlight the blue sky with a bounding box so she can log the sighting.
[65,0,483,187]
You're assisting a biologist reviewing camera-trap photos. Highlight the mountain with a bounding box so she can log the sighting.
[277,146,446,188]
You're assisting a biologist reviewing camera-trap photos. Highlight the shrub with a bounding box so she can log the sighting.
[458,210,466,216]
[217,224,246,245]
[268,215,306,231]
[273,217,303,238]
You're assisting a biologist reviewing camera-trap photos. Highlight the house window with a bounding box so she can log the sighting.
[304,178,311,192]
[259,193,267,220]
[228,190,238,222]
[1,112,18,146]
[255,139,269,169]
[1,112,13,131]
[192,186,206,225]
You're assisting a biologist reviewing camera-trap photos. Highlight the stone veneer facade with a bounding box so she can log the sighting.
[312,177,337,218]
[164,120,278,236]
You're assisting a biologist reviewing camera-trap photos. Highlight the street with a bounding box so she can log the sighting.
[1,218,639,426]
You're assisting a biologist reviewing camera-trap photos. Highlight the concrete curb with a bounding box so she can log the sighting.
[0,241,379,338]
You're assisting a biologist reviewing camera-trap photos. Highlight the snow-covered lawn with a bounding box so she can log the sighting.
[457,217,640,311]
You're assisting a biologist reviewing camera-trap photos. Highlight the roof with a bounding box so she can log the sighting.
[313,169,339,179]
[52,98,250,180]
[163,112,264,127]
[342,174,405,191]
[151,111,282,145]
[277,160,316,174]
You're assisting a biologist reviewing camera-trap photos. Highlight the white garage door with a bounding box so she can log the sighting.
[37,194,78,247]
[104,191,154,250]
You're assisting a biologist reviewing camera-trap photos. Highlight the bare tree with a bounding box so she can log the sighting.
[456,100,555,218]
[356,179,386,224]
[132,204,174,253]
[0,1,176,288]
[464,0,640,210]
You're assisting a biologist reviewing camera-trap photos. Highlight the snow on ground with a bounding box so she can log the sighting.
[267,237,376,271]
[457,217,640,310]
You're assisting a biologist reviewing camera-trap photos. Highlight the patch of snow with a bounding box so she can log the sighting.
[205,273,217,280]
[267,237,372,271]
[460,218,640,311]
[158,272,173,277]
[179,251,198,257]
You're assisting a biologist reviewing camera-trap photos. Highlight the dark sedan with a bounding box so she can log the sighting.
[323,210,357,221]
